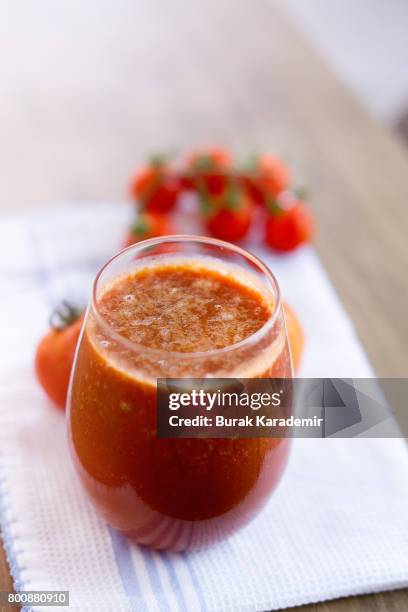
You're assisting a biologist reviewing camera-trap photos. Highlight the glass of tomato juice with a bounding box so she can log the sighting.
[67,235,293,551]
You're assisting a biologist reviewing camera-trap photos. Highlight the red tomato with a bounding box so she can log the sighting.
[144,178,180,214]
[283,302,304,372]
[130,161,180,213]
[123,212,175,248]
[35,304,84,410]
[131,165,158,200]
[186,146,232,196]
[265,201,314,252]
[207,207,252,242]
[205,184,253,242]
[244,153,290,205]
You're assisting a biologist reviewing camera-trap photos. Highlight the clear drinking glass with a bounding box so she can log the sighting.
[67,235,293,551]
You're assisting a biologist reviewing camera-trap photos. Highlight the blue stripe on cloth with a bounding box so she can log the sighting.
[0,473,27,593]
[140,547,171,612]
[161,553,189,612]
[109,528,149,612]
[181,553,207,612]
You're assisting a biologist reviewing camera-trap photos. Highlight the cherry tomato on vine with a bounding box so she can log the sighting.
[123,212,175,248]
[203,182,253,242]
[185,146,232,196]
[283,302,304,372]
[265,199,314,252]
[130,157,180,213]
[35,302,83,410]
[243,153,290,205]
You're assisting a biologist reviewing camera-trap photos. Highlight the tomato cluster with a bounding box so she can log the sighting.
[35,149,311,411]
[125,147,315,251]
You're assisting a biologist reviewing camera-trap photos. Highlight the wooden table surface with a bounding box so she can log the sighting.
[1,1,407,609]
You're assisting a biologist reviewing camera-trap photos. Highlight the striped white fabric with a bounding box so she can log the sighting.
[0,204,407,612]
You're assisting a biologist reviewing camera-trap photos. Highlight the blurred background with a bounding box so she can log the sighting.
[1,0,408,212]
[281,0,408,126]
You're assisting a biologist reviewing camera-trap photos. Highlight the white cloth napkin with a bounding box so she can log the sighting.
[0,204,407,612]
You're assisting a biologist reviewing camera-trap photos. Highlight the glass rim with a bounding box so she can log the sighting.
[91,234,282,359]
